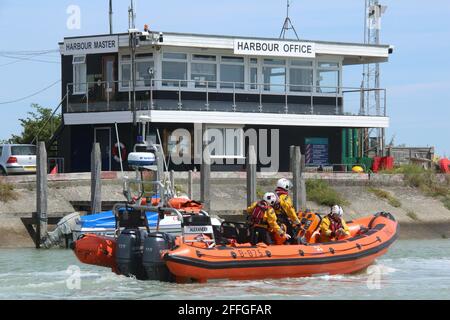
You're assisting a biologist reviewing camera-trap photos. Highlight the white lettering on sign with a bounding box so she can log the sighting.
[183,226,213,234]
[234,39,315,58]
[63,36,119,55]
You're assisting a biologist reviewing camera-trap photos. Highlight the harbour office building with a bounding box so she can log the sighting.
[58,31,393,172]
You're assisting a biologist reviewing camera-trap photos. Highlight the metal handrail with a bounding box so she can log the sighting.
[65,79,387,117]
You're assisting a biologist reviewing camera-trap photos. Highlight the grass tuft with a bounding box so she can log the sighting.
[406,210,420,221]
[368,187,402,208]
[0,181,18,203]
[306,179,349,207]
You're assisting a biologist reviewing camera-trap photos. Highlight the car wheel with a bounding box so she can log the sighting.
[0,168,7,176]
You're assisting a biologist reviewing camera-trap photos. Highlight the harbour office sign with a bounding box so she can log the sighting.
[234,39,315,58]
[63,35,119,55]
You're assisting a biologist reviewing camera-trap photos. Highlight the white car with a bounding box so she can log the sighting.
[0,144,36,175]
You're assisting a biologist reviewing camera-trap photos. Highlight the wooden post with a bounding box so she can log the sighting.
[90,143,102,214]
[291,146,300,211]
[170,170,175,194]
[36,142,47,249]
[155,145,165,197]
[300,151,307,209]
[246,144,257,206]
[188,170,193,200]
[200,126,211,211]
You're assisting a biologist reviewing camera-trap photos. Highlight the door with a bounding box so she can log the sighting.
[94,128,111,171]
[102,56,116,101]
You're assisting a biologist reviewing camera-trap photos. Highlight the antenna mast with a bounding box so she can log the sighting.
[362,0,387,156]
[109,0,113,34]
[279,0,299,40]
[128,0,136,29]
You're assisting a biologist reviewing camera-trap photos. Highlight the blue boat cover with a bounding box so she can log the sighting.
[81,210,160,229]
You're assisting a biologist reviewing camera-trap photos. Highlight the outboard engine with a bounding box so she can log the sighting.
[142,232,175,282]
[116,228,147,280]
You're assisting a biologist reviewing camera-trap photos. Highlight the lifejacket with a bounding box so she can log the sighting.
[275,187,288,196]
[251,201,269,226]
[328,214,343,234]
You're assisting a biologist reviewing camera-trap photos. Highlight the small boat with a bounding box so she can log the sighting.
[163,212,398,282]
[72,209,398,282]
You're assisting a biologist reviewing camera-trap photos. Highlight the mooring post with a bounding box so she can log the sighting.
[291,146,300,210]
[90,142,102,214]
[170,170,175,194]
[200,127,211,212]
[36,141,48,249]
[300,151,307,209]
[246,145,257,206]
[188,170,193,200]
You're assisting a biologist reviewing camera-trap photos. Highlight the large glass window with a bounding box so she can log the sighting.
[249,58,258,90]
[162,52,188,87]
[220,56,244,89]
[120,53,154,90]
[73,55,86,94]
[289,60,313,92]
[263,59,286,92]
[316,61,340,93]
[191,55,217,88]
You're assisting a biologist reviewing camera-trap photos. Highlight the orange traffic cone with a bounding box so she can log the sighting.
[50,165,58,175]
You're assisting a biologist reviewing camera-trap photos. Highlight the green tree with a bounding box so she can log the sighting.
[7,104,61,145]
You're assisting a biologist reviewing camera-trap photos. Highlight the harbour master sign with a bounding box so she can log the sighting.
[234,39,316,58]
[63,35,119,55]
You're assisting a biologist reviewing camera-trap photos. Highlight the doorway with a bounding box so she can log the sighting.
[102,56,116,101]
[94,127,111,171]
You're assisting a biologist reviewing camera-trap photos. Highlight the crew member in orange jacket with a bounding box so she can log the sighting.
[273,178,301,242]
[246,192,291,245]
[320,205,350,242]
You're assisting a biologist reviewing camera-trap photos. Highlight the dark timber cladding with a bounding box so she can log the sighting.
[59,123,343,173]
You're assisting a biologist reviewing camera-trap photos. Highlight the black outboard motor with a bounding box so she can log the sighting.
[142,232,175,282]
[116,228,148,280]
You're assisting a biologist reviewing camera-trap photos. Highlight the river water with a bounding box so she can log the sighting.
[0,239,449,300]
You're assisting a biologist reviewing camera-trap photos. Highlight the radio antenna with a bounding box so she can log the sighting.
[279,0,300,40]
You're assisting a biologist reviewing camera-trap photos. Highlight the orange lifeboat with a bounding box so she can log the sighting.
[71,234,118,273]
[163,212,398,282]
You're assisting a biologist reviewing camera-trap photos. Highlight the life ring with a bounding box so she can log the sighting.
[112,142,127,163]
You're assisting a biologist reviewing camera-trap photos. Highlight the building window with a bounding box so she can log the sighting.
[191,54,217,88]
[206,126,244,158]
[162,52,188,87]
[263,58,286,92]
[72,55,86,94]
[249,58,258,90]
[289,59,313,92]
[120,53,154,90]
[220,56,244,89]
[317,61,340,93]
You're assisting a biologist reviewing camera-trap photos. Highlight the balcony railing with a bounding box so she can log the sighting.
[65,79,387,117]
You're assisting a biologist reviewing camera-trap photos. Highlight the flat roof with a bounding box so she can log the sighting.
[61,31,390,49]
[60,31,392,65]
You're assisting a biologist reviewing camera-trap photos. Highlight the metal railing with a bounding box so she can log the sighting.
[65,79,387,117]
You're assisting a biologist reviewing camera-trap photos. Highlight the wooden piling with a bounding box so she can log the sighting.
[290,146,307,210]
[188,170,193,200]
[36,141,47,249]
[246,145,257,206]
[170,170,175,194]
[290,146,300,211]
[300,151,307,209]
[200,126,211,212]
[90,142,102,214]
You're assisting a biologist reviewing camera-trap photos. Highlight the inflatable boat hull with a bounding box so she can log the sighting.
[164,213,398,282]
